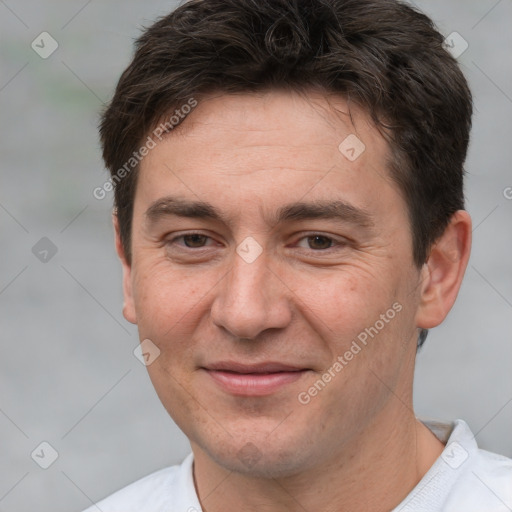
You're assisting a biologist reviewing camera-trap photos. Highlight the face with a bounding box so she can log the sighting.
[119,90,427,477]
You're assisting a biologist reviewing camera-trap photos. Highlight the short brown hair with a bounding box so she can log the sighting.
[100,0,473,347]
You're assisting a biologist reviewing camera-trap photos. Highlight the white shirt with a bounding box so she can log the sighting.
[82,419,512,512]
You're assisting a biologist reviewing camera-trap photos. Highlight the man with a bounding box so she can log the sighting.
[85,0,512,510]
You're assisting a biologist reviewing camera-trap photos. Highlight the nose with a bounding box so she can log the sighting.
[210,247,292,340]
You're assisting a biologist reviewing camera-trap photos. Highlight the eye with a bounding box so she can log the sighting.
[167,232,215,249]
[295,234,347,251]
[302,235,333,250]
[181,233,209,248]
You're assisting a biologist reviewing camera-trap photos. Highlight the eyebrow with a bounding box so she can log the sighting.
[145,196,374,229]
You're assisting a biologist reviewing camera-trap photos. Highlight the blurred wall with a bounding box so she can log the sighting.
[1,1,511,511]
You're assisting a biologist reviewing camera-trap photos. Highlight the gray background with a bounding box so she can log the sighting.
[0,1,511,511]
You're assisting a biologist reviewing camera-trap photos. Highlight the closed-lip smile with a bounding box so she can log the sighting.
[201,361,310,396]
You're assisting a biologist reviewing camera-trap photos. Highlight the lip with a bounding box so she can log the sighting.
[202,361,309,396]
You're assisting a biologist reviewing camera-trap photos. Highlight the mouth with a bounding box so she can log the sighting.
[201,361,310,396]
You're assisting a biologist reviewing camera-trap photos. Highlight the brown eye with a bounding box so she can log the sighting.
[182,234,208,248]
[306,235,333,250]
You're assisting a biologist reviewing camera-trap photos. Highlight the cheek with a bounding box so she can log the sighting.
[288,264,397,348]
[131,261,196,351]
[132,258,204,321]
[132,264,202,410]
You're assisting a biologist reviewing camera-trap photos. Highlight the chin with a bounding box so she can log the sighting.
[198,430,318,479]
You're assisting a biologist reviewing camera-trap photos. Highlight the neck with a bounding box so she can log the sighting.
[191,401,445,512]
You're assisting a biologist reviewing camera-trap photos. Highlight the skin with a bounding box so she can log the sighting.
[114,89,472,511]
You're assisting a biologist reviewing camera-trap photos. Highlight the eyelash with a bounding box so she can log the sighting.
[166,231,347,252]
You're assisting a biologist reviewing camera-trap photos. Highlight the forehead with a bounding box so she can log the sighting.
[135,89,402,225]
[164,89,388,165]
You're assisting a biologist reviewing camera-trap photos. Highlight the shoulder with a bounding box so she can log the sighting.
[81,453,200,512]
[445,447,512,511]
[427,419,512,512]
[81,466,179,512]
[396,419,512,512]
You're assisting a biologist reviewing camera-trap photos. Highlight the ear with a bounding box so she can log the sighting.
[113,213,137,324]
[415,210,472,329]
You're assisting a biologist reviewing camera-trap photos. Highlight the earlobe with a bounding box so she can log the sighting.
[415,210,472,330]
[113,213,137,325]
